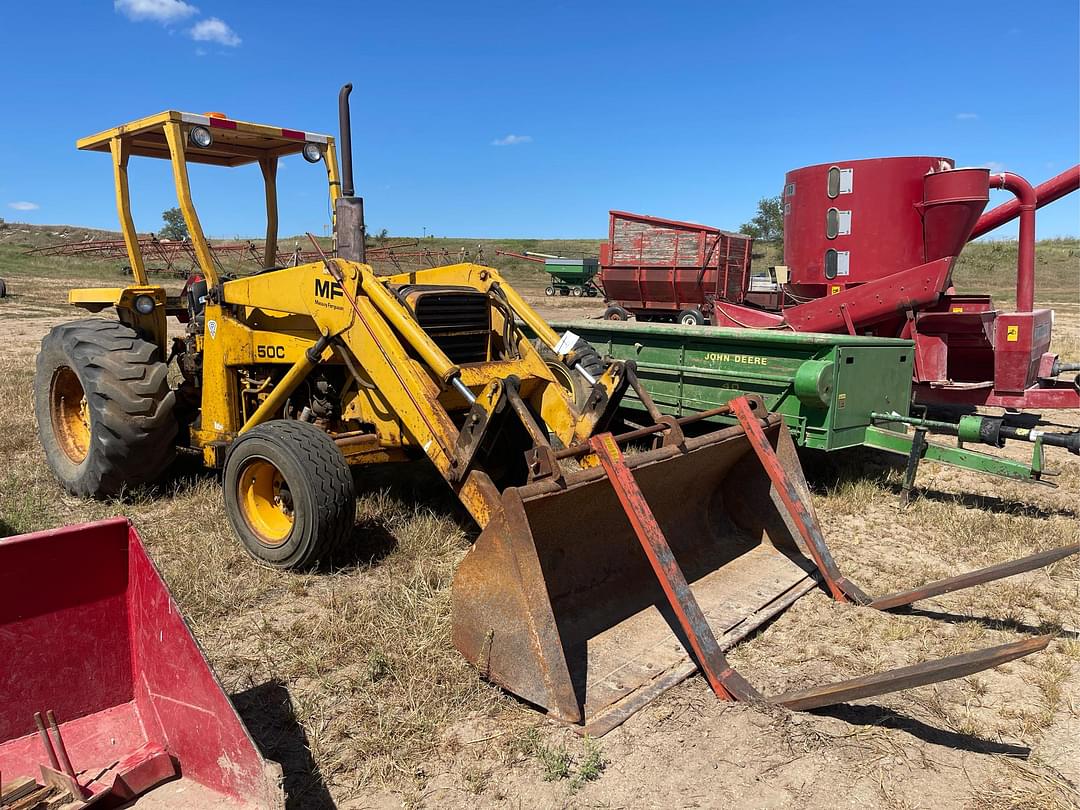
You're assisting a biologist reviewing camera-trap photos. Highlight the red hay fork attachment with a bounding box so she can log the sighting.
[453,393,1077,737]
[588,396,1075,723]
[0,518,284,808]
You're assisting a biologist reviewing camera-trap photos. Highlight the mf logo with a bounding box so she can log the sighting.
[314,278,343,300]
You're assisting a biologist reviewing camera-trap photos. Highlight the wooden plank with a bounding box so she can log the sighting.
[7,785,55,810]
[1,777,38,804]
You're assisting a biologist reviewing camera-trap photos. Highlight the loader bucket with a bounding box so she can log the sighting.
[0,518,284,808]
[453,413,817,735]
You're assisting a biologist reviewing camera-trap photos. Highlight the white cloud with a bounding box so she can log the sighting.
[955,112,979,121]
[491,134,532,147]
[8,201,39,211]
[114,0,198,23]
[189,17,241,46]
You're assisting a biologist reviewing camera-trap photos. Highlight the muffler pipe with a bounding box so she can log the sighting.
[335,83,365,262]
[338,83,355,198]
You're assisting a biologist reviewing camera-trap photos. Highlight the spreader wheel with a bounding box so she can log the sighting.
[224,420,356,569]
[34,319,176,498]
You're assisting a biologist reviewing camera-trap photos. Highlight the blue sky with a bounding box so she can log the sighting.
[1,1,1077,239]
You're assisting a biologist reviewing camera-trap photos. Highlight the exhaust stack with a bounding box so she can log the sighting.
[335,82,365,262]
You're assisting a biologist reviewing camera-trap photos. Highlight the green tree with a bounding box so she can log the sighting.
[159,207,188,241]
[739,196,784,246]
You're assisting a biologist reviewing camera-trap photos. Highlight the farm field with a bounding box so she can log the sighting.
[1,223,1078,809]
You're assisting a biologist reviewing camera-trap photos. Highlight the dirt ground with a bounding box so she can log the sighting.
[1,262,1078,810]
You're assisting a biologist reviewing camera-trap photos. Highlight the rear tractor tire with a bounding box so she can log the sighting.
[224,420,356,570]
[34,319,177,498]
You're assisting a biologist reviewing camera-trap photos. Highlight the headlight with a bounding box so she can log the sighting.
[134,294,156,315]
[189,126,213,148]
[302,143,322,163]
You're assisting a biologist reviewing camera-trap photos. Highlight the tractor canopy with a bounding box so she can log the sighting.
[75,110,341,288]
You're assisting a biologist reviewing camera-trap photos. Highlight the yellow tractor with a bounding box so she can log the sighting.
[36,85,1077,735]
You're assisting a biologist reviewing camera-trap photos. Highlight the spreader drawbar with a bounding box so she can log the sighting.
[583,395,1076,722]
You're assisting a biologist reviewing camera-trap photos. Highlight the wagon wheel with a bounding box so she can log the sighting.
[571,286,584,297]
[679,308,706,326]
[544,286,555,296]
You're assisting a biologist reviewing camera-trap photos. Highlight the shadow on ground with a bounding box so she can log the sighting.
[812,703,1031,757]
[232,680,336,810]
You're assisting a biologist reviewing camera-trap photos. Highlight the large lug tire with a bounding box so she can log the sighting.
[678,308,706,326]
[34,319,177,498]
[224,420,356,570]
[568,337,605,381]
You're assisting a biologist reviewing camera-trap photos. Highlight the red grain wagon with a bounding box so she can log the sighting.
[598,210,753,325]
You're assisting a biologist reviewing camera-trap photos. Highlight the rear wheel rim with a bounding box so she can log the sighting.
[50,366,91,463]
[237,458,294,546]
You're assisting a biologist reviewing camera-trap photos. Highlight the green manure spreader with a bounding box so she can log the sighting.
[546,319,1079,500]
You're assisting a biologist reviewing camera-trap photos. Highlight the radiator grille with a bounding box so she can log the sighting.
[412,289,490,364]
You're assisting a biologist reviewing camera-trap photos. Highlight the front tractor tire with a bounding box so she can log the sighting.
[224,420,356,570]
[34,319,177,498]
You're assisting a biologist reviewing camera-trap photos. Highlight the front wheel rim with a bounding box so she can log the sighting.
[237,458,295,546]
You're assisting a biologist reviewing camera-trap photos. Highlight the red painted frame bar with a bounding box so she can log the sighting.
[729,396,868,604]
[588,433,760,702]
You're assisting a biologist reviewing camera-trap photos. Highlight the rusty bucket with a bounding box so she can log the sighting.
[453,413,815,735]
